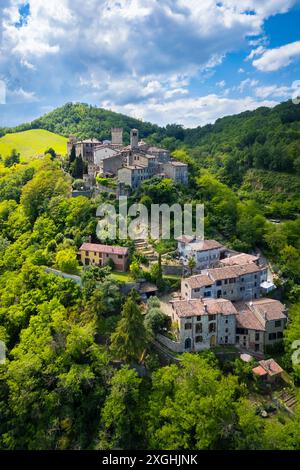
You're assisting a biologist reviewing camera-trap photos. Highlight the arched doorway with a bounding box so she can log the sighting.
[185,338,192,350]
[210,335,216,347]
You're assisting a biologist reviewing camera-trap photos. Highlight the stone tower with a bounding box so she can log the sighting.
[67,135,77,155]
[130,129,139,149]
[111,128,123,146]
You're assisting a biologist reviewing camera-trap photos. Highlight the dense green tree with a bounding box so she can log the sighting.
[98,367,143,449]
[110,291,148,363]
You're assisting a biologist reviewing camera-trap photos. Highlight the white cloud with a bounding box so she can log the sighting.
[0,0,298,127]
[253,41,300,71]
[107,94,278,128]
[246,45,266,61]
[0,80,6,104]
[238,78,259,92]
[216,80,226,88]
[255,84,291,99]
[8,87,38,103]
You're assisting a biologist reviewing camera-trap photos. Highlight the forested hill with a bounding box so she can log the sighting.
[1,100,300,180]
[0,103,162,143]
[183,100,300,185]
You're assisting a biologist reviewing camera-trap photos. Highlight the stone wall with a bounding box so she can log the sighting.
[156,333,183,353]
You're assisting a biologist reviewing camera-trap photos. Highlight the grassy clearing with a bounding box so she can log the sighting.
[110,272,133,283]
[0,129,68,161]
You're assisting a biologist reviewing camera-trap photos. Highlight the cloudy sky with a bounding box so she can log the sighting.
[1,0,300,128]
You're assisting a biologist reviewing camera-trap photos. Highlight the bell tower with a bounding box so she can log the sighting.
[111,128,123,145]
[130,129,139,149]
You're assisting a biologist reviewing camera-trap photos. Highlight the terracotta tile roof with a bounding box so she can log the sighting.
[252,365,268,376]
[220,253,259,266]
[79,243,128,256]
[171,298,237,318]
[168,161,188,167]
[205,263,262,281]
[258,359,283,376]
[235,298,287,331]
[249,298,287,321]
[191,240,224,251]
[235,302,265,331]
[176,235,196,244]
[183,274,213,289]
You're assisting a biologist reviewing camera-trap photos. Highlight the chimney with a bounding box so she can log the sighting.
[130,128,139,149]
[111,128,123,146]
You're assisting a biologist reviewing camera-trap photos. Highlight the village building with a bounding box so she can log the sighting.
[67,127,189,188]
[235,298,287,353]
[252,358,284,383]
[176,237,226,270]
[162,160,189,185]
[67,136,101,164]
[219,253,260,267]
[78,242,129,272]
[182,264,267,302]
[159,298,237,352]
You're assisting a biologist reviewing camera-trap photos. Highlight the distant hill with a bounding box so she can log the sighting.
[183,100,300,182]
[0,102,162,144]
[0,129,68,160]
[1,99,300,180]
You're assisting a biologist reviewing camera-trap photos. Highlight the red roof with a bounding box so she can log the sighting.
[79,243,128,256]
[252,366,268,376]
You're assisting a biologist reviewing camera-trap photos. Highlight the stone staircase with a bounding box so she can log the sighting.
[134,239,159,264]
[276,389,297,414]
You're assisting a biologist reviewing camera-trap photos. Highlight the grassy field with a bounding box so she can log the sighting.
[110,272,133,283]
[0,129,68,161]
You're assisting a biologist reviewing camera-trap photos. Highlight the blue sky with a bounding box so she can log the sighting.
[0,0,300,128]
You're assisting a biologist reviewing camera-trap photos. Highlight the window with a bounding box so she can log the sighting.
[225,336,228,344]
[195,336,203,343]
[224,279,228,285]
[268,333,277,341]
[209,314,216,321]
[194,288,200,293]
[185,323,192,330]
[236,336,239,343]
[277,332,283,339]
[216,280,222,286]
[237,328,247,335]
[217,290,222,298]
[196,323,202,333]
[196,316,202,322]
[255,332,260,341]
[275,320,281,328]
[225,319,228,324]
[223,291,227,296]
[85,250,89,256]
[204,291,211,297]
[118,255,123,259]
[225,328,228,333]
[209,323,216,333]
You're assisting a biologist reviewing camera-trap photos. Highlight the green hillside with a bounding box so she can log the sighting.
[0,102,162,144]
[0,129,68,161]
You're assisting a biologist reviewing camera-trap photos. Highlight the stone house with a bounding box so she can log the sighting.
[252,358,284,383]
[118,165,151,189]
[162,161,189,185]
[235,298,287,353]
[182,264,268,302]
[162,298,237,352]
[78,242,129,272]
[177,237,225,270]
